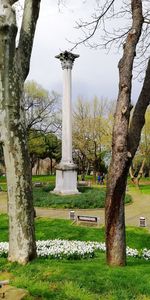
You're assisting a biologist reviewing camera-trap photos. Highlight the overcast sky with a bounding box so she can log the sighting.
[26,0,142,102]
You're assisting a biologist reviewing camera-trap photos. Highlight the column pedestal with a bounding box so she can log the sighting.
[53,162,79,195]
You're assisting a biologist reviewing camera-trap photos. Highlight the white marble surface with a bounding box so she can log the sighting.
[53,168,80,195]
[53,51,79,195]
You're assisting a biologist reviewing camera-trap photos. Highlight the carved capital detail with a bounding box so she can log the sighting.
[55,51,79,70]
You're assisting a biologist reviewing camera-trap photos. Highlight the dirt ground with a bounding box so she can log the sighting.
[0,188,150,228]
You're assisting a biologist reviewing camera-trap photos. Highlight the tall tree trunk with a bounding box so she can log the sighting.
[50,157,53,175]
[93,141,97,183]
[105,0,143,266]
[36,158,40,175]
[93,168,97,184]
[3,124,36,263]
[0,0,41,264]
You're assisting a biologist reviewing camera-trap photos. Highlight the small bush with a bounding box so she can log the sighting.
[33,185,132,209]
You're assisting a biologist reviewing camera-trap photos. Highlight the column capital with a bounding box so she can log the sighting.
[55,51,79,70]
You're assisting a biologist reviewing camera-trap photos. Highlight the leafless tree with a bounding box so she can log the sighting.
[24,81,62,135]
[71,0,150,266]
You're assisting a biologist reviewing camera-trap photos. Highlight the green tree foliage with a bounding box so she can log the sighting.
[29,131,61,174]
[73,97,112,180]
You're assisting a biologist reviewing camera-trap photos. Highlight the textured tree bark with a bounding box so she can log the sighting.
[105,0,143,266]
[0,0,41,264]
[128,58,150,155]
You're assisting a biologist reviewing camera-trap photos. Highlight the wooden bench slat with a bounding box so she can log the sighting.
[77,215,98,223]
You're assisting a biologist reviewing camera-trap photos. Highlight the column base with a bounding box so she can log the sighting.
[52,162,80,195]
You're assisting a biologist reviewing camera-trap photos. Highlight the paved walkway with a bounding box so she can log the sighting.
[0,189,150,227]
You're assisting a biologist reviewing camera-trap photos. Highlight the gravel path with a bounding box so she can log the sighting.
[0,189,149,227]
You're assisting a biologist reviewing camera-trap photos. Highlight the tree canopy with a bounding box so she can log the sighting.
[73,97,112,178]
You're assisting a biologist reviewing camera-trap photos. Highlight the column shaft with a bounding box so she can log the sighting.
[62,68,72,163]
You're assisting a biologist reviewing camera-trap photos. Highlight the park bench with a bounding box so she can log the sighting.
[78,181,91,187]
[34,182,43,187]
[77,215,99,225]
[0,280,9,298]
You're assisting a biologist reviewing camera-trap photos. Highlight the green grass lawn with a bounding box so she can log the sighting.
[138,184,150,194]
[128,183,150,195]
[32,174,56,183]
[0,215,150,299]
[0,214,150,250]
[128,177,150,195]
[0,175,56,192]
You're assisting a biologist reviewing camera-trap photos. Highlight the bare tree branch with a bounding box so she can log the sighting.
[128,58,150,156]
[70,0,115,51]
[16,0,41,80]
[68,0,149,77]
[9,0,18,5]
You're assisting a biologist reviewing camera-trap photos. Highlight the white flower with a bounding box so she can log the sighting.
[0,242,9,256]
[0,240,149,261]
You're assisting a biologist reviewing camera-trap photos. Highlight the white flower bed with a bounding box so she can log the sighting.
[0,242,9,256]
[0,240,149,260]
[141,248,150,260]
[126,246,139,258]
[36,240,102,259]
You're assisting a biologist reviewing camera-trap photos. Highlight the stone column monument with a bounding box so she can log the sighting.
[53,51,79,194]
